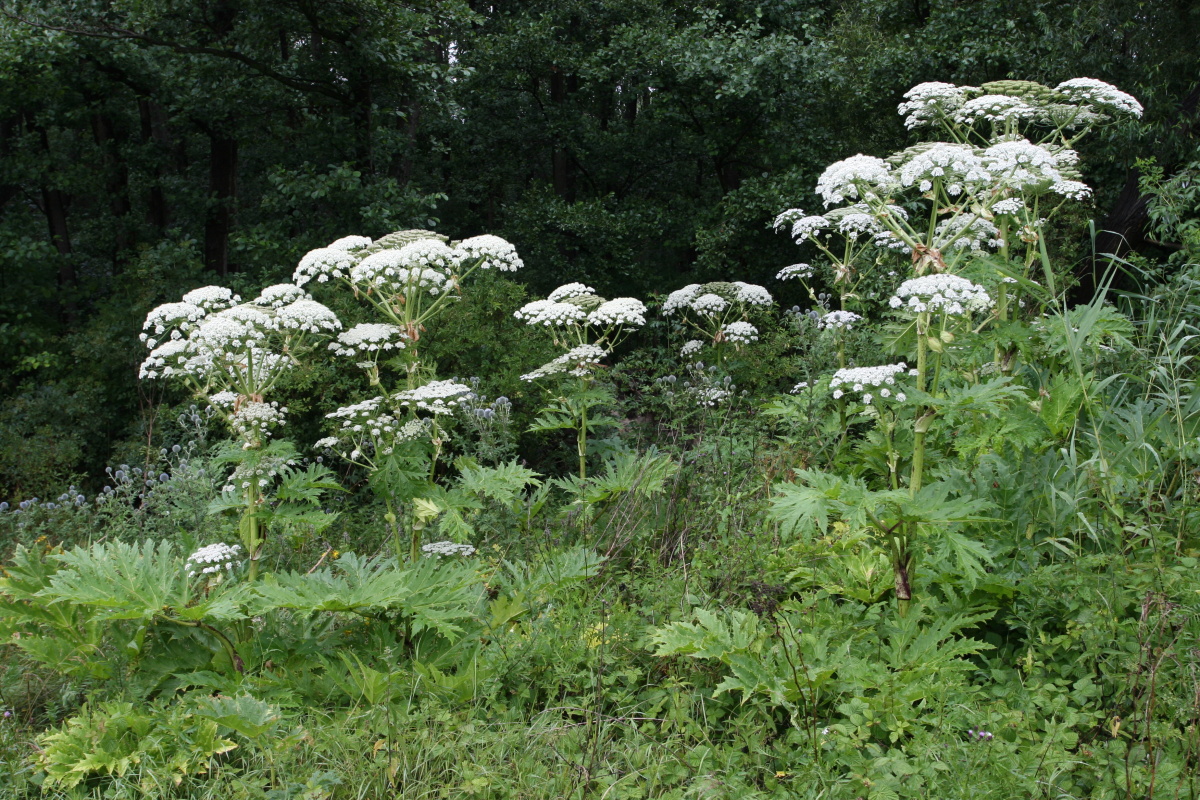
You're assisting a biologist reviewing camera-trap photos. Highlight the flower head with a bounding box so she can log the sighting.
[890,274,993,315]
[185,542,241,578]
[816,155,895,207]
[1055,78,1142,118]
[454,234,523,272]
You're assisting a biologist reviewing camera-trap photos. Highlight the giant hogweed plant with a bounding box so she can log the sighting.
[298,231,538,561]
[769,78,1144,612]
[514,283,647,479]
[138,285,344,581]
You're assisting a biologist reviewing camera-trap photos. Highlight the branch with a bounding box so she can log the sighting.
[1,10,350,104]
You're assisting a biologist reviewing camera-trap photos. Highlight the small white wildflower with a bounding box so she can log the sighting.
[954,94,1037,125]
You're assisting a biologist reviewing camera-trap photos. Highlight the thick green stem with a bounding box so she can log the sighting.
[577,404,589,481]
[384,497,403,563]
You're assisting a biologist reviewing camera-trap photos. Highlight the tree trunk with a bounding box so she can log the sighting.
[204,134,238,276]
[550,67,575,202]
[139,99,170,232]
[92,112,134,273]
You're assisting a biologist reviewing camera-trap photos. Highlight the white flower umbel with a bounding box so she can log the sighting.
[185,542,242,578]
[817,310,862,330]
[514,299,588,327]
[548,282,596,302]
[277,299,342,333]
[351,249,452,297]
[255,284,309,308]
[953,94,1037,126]
[982,139,1066,192]
[774,210,831,241]
[587,297,647,328]
[140,302,206,346]
[934,216,1002,252]
[777,263,814,281]
[1055,78,1143,119]
[662,284,702,314]
[231,401,286,447]
[182,286,240,312]
[681,339,705,358]
[454,234,524,272]
[898,144,992,196]
[294,246,357,286]
[720,321,759,344]
[394,380,473,415]
[897,82,971,130]
[830,363,910,405]
[816,155,894,207]
[422,541,476,558]
[991,198,1025,216]
[890,274,993,315]
[331,323,407,357]
[327,235,373,252]
[691,293,729,315]
[1051,180,1092,201]
[521,344,608,381]
[733,282,773,306]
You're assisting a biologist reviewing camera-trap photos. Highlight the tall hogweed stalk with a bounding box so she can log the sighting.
[139,285,343,580]
[300,231,526,561]
[770,77,1144,613]
[515,283,647,479]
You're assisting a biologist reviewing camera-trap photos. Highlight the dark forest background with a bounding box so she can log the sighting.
[1,0,1197,494]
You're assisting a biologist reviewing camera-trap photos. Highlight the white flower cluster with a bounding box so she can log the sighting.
[981,139,1068,192]
[277,299,342,333]
[182,286,240,312]
[185,542,241,578]
[231,401,286,447]
[817,310,862,330]
[327,235,373,252]
[331,323,407,357]
[829,363,910,405]
[681,339,705,357]
[1051,180,1092,201]
[223,450,298,494]
[454,234,523,272]
[935,216,1002,252]
[720,321,759,344]
[514,299,588,327]
[422,541,477,558]
[294,247,356,286]
[777,263,814,281]
[890,274,993,315]
[954,94,1037,126]
[691,293,728,315]
[899,144,991,196]
[692,386,732,407]
[733,282,773,306]
[1055,78,1143,118]
[991,198,1025,216]
[774,210,830,241]
[548,282,595,302]
[897,82,970,130]
[255,284,309,308]
[323,398,431,459]
[662,284,701,314]
[815,155,894,207]
[351,248,452,297]
[588,297,647,328]
[140,302,205,346]
[521,344,608,381]
[394,380,473,415]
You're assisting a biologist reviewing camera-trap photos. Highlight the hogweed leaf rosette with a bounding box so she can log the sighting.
[516,284,647,479]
